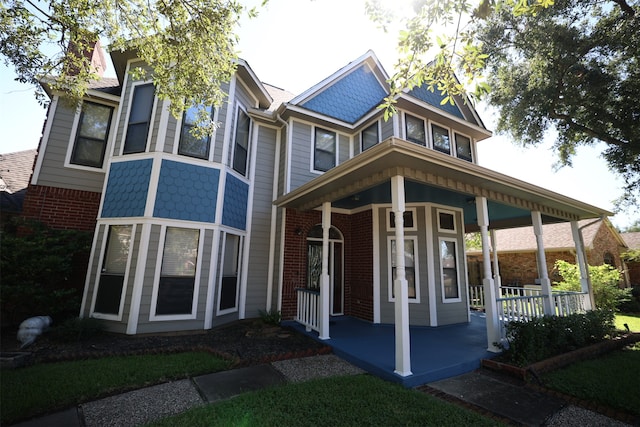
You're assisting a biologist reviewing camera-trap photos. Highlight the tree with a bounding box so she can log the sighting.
[367,0,639,211]
[0,0,265,127]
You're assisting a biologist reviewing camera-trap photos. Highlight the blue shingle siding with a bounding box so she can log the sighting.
[222,173,248,230]
[153,160,219,222]
[409,85,464,119]
[102,159,152,218]
[301,65,386,124]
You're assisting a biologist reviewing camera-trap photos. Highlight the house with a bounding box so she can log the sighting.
[621,232,640,285]
[23,46,611,378]
[0,149,37,228]
[467,218,631,287]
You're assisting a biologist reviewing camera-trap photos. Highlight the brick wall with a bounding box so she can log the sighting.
[348,210,373,321]
[21,184,101,232]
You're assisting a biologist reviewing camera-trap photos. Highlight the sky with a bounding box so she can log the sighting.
[0,0,636,230]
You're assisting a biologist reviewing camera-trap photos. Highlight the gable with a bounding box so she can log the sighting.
[299,64,387,124]
[408,85,464,119]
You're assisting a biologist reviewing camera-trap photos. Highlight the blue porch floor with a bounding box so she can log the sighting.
[286,311,497,388]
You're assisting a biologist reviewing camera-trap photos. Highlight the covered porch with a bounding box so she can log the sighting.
[287,311,493,388]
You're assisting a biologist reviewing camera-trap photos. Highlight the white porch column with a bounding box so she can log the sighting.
[391,175,412,376]
[490,229,502,293]
[532,211,554,315]
[319,201,331,340]
[571,221,594,310]
[476,197,501,352]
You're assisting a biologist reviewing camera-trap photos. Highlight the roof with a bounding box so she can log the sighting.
[621,232,640,250]
[0,149,37,213]
[468,219,625,253]
[88,77,121,96]
[263,83,296,112]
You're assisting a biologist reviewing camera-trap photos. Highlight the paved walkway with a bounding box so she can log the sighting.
[10,354,633,427]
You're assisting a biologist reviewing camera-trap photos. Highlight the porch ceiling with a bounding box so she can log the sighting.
[274,138,612,228]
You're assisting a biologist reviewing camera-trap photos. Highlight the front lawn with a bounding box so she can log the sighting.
[149,375,504,427]
[542,342,640,417]
[0,352,230,424]
[615,313,640,332]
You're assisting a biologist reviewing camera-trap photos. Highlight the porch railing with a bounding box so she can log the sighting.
[295,288,320,333]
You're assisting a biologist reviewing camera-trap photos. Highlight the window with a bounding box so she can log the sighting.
[70,102,114,167]
[219,234,242,312]
[94,225,132,316]
[431,124,451,154]
[361,122,379,151]
[440,239,460,301]
[156,227,199,316]
[388,209,416,231]
[603,251,615,266]
[390,238,418,300]
[232,109,251,175]
[438,210,456,233]
[314,127,336,172]
[405,114,426,145]
[179,105,213,159]
[123,83,154,154]
[455,133,473,162]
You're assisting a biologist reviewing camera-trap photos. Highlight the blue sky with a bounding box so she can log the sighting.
[0,0,635,230]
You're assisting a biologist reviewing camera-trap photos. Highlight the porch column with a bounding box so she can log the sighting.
[319,201,331,340]
[476,197,501,352]
[490,229,502,292]
[532,211,554,315]
[391,175,412,377]
[571,221,594,310]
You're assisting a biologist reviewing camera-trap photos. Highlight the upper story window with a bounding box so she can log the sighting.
[361,122,379,151]
[314,127,336,172]
[405,114,426,146]
[70,101,114,168]
[179,105,214,160]
[232,108,251,176]
[455,133,473,162]
[431,124,451,154]
[123,83,155,154]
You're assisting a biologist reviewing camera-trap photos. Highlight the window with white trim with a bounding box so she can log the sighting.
[94,225,132,316]
[440,238,461,301]
[361,122,379,151]
[389,237,419,301]
[123,83,154,154]
[70,101,114,168]
[405,114,426,146]
[455,133,473,162]
[178,105,214,160]
[387,208,417,231]
[219,233,242,312]
[431,123,451,154]
[232,109,251,175]
[155,227,199,316]
[437,210,456,233]
[314,127,336,172]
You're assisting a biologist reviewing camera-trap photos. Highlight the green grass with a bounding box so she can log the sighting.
[149,375,503,427]
[542,342,640,416]
[0,352,230,424]
[615,313,640,332]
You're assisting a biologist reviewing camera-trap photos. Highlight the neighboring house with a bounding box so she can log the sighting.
[621,232,640,285]
[0,149,37,228]
[25,46,611,377]
[467,219,630,287]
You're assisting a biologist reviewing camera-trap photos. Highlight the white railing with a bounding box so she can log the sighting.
[295,288,320,332]
[553,291,589,316]
[469,285,485,309]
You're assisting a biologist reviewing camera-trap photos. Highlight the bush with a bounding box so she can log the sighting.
[553,260,631,311]
[49,317,105,343]
[259,309,281,325]
[501,310,615,366]
[619,285,640,313]
[0,219,92,330]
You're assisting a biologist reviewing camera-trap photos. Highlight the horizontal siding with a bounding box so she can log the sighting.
[289,121,314,191]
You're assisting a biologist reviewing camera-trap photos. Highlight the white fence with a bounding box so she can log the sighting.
[295,288,320,332]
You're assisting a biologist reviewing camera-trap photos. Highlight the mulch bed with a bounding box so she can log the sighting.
[0,319,332,367]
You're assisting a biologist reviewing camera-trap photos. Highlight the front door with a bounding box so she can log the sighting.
[307,225,344,315]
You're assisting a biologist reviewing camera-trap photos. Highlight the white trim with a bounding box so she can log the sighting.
[310,125,338,174]
[424,205,438,326]
[126,222,148,334]
[387,235,421,304]
[79,224,102,317]
[372,206,381,323]
[439,236,462,303]
[436,208,457,233]
[360,119,380,153]
[386,207,418,232]
[265,127,282,312]
[428,119,453,156]
[119,80,157,156]
[403,112,427,146]
[154,99,171,152]
[220,75,237,167]
[236,75,261,108]
[452,131,474,163]
[277,209,287,313]
[230,104,252,178]
[149,225,202,321]
[216,232,243,316]
[204,228,221,329]
[144,155,162,217]
[30,96,59,185]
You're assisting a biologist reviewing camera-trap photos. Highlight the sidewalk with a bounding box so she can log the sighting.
[10,354,632,427]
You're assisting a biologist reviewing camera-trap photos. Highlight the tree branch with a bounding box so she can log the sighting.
[610,0,635,16]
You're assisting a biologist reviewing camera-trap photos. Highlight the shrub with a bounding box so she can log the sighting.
[619,285,640,313]
[501,310,615,366]
[49,317,105,343]
[553,260,631,311]
[0,219,92,330]
[259,309,281,325]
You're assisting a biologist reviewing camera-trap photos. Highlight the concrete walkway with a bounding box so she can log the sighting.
[10,354,633,427]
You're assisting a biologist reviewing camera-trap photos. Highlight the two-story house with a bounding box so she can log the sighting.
[25,47,611,378]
